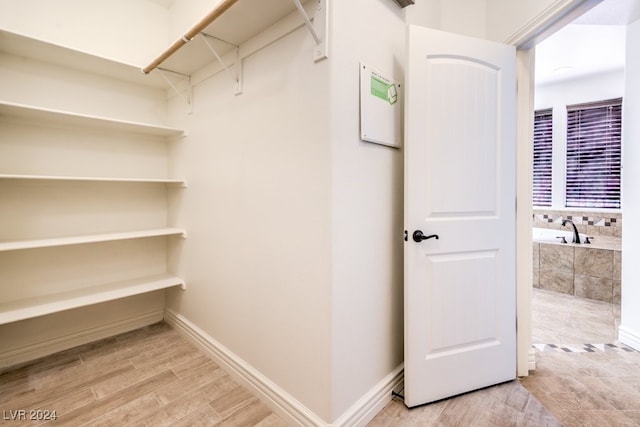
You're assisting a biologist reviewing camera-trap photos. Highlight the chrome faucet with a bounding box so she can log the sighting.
[561,219,581,244]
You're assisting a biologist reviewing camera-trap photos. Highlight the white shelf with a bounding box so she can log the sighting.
[144,0,314,76]
[0,30,167,88]
[0,29,189,335]
[0,173,187,187]
[0,274,185,325]
[0,101,185,137]
[0,228,186,252]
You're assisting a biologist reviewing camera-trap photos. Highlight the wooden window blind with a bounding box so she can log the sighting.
[565,98,622,209]
[533,108,553,207]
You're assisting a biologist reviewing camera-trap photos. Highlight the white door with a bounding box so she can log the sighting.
[404,25,516,408]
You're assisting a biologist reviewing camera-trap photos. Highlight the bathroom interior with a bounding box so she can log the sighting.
[531,9,625,347]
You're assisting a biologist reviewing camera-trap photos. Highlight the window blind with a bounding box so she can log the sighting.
[533,109,553,207]
[565,98,622,209]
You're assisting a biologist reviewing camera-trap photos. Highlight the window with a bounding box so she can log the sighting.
[565,98,622,209]
[533,109,553,207]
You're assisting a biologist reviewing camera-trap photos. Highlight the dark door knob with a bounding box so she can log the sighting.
[412,230,439,242]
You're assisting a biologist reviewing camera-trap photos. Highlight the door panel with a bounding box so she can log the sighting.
[425,56,499,216]
[426,251,498,355]
[404,25,516,408]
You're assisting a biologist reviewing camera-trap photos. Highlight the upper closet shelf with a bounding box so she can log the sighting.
[142,0,327,77]
[0,30,167,88]
[0,101,184,137]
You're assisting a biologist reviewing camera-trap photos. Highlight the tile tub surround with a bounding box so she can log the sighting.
[532,209,622,238]
[532,209,621,304]
[533,239,621,304]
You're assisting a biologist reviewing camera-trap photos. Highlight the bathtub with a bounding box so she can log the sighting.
[532,227,621,304]
[532,227,587,244]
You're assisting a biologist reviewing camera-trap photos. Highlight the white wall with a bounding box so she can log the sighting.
[404,0,486,38]
[328,0,405,421]
[405,0,441,28]
[440,0,487,38]
[485,0,569,42]
[535,70,625,208]
[485,0,594,43]
[167,0,221,42]
[620,18,640,349]
[165,24,334,422]
[0,0,169,66]
[535,70,625,109]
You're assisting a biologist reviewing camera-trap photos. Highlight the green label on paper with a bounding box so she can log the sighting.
[370,73,397,105]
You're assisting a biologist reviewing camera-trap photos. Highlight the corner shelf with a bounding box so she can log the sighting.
[0,174,187,187]
[0,274,186,325]
[0,228,186,252]
[0,101,185,137]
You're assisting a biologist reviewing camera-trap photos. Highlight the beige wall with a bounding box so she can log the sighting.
[328,0,405,420]
[0,0,169,66]
[165,23,334,421]
[485,0,581,43]
[404,0,486,37]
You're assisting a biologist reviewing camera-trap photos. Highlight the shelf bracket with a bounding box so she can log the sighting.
[292,0,328,62]
[157,68,193,114]
[199,33,243,95]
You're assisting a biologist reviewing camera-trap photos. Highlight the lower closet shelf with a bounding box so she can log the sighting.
[0,274,186,325]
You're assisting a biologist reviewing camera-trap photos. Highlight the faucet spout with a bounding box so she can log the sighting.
[561,219,581,244]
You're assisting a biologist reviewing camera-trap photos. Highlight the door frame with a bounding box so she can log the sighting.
[512,0,604,376]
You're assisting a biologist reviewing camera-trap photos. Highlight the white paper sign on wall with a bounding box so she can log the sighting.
[359,62,403,148]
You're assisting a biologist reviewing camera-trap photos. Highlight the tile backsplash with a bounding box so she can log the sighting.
[533,209,622,238]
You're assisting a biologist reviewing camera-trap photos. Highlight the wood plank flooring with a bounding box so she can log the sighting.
[0,322,286,426]
[1,321,562,426]
[2,290,631,426]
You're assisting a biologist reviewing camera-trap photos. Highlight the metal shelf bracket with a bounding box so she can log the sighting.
[293,0,328,62]
[157,68,193,114]
[200,33,243,95]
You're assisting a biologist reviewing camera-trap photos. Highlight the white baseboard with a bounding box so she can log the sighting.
[619,325,640,351]
[528,347,536,372]
[331,364,403,427]
[164,309,402,426]
[0,310,163,369]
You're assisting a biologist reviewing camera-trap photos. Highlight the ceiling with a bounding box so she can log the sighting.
[535,0,638,85]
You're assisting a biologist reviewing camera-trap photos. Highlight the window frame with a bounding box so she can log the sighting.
[565,97,622,209]
[532,108,553,207]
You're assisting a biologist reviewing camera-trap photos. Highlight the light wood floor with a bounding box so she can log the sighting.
[1,321,560,426]
[0,322,287,426]
[2,290,634,426]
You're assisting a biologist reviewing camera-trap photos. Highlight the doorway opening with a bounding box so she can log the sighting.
[530,1,626,351]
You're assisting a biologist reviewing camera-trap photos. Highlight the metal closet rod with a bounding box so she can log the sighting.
[141,0,240,75]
